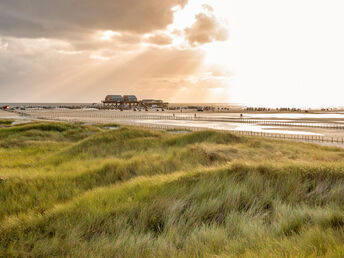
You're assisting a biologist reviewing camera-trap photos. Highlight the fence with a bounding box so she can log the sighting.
[11,110,344,145]
[18,110,344,130]
[231,119,344,130]
[113,121,344,144]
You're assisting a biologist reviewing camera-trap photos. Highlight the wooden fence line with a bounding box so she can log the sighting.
[115,121,344,144]
[19,112,344,145]
[18,110,344,131]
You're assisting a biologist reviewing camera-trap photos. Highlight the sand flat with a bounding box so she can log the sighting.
[0,110,22,119]
[17,109,344,140]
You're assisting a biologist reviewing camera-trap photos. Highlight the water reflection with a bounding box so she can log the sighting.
[132,119,323,136]
[245,113,344,119]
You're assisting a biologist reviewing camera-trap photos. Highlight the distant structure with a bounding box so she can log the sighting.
[123,95,138,102]
[105,95,123,102]
[141,99,165,108]
[102,95,168,109]
[102,95,125,108]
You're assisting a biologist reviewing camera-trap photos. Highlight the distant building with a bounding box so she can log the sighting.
[123,95,138,102]
[102,95,168,109]
[142,99,166,108]
[104,95,124,102]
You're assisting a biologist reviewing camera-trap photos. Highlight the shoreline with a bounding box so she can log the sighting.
[2,109,344,147]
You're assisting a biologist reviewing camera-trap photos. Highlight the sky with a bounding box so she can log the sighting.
[0,0,343,108]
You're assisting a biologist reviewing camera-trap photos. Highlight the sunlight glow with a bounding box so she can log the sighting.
[100,30,121,41]
[90,54,111,61]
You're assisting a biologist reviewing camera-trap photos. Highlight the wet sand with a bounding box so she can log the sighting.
[11,109,344,140]
[0,110,23,119]
[1,109,343,148]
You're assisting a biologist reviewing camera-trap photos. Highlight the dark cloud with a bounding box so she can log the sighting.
[0,0,187,39]
[185,10,228,46]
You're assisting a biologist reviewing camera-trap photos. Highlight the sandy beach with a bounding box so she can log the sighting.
[0,109,340,142]
[0,110,23,119]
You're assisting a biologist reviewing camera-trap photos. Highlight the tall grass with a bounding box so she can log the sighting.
[0,119,13,126]
[1,122,344,257]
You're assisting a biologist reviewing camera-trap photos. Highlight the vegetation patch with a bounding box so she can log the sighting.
[0,119,13,126]
[1,122,344,257]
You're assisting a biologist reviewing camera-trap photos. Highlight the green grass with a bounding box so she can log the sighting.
[0,119,13,127]
[1,121,344,257]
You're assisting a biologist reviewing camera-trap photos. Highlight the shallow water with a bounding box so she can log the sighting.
[232,124,322,136]
[245,113,344,119]
[16,109,344,137]
[103,126,120,130]
[132,119,323,136]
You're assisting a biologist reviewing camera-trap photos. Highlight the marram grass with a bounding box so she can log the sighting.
[1,122,344,257]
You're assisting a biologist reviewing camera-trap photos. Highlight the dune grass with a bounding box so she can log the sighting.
[1,121,344,257]
[0,119,13,125]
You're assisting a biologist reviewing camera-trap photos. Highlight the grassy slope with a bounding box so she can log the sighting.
[0,122,344,257]
[0,119,13,126]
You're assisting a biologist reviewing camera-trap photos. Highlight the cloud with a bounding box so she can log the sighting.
[70,32,143,51]
[86,47,230,103]
[0,39,8,51]
[185,8,228,46]
[117,47,204,78]
[0,0,187,40]
[201,4,214,12]
[0,45,218,102]
[0,1,232,103]
[145,32,173,46]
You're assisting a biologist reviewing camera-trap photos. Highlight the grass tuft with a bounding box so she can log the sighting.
[1,122,344,257]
